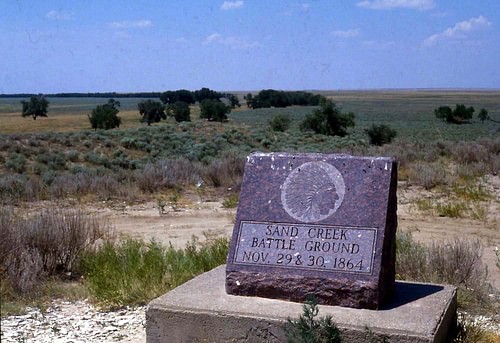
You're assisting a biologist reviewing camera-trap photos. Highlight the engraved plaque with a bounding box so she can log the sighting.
[226,152,398,309]
[233,221,376,274]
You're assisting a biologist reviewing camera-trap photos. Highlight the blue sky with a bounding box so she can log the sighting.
[1,0,499,93]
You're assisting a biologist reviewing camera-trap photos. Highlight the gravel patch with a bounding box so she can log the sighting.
[1,300,146,343]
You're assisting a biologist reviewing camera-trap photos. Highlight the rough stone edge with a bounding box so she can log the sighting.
[433,286,458,343]
[226,270,380,309]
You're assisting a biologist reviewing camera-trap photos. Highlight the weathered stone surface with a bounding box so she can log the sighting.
[147,266,459,343]
[226,152,398,309]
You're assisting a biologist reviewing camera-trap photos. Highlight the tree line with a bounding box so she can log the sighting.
[244,90,322,109]
[434,104,494,124]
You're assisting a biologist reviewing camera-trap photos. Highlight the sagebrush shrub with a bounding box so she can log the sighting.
[199,152,245,188]
[0,208,110,295]
[365,124,397,146]
[269,114,292,132]
[135,158,200,192]
[408,162,448,189]
[5,153,27,173]
[451,142,489,165]
[0,175,27,203]
[396,232,492,310]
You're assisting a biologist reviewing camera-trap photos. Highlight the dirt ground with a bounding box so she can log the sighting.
[88,177,500,291]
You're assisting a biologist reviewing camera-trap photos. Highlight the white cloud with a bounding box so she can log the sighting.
[221,1,244,10]
[46,10,73,20]
[109,20,152,29]
[423,15,492,47]
[357,0,434,10]
[332,28,360,38]
[203,33,260,49]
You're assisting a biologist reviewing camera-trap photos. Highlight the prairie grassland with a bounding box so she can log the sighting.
[0,98,160,134]
[1,91,499,137]
[1,92,499,341]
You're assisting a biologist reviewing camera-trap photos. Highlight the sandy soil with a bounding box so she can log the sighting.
[88,177,499,291]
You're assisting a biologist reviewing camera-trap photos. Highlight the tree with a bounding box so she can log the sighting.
[200,99,230,122]
[300,98,355,137]
[20,95,49,120]
[194,87,221,102]
[434,106,452,122]
[478,108,489,123]
[245,90,323,109]
[88,99,122,130]
[171,101,191,122]
[452,104,474,123]
[244,93,254,108]
[365,124,397,146]
[221,93,240,108]
[138,100,166,125]
[160,89,195,105]
[434,104,474,124]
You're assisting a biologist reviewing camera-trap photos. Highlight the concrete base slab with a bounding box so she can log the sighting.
[146,265,457,343]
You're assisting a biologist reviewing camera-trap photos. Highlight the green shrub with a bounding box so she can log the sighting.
[435,201,468,218]
[66,150,80,162]
[36,151,67,170]
[222,192,239,208]
[365,124,397,146]
[33,162,46,176]
[88,99,122,130]
[300,99,355,137]
[5,153,27,173]
[284,296,341,343]
[269,114,292,132]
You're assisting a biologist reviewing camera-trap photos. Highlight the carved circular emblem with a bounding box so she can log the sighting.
[281,161,345,223]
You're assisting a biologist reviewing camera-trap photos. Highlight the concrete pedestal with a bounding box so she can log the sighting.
[146,265,457,343]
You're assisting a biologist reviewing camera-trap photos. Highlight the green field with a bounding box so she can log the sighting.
[2,90,498,140]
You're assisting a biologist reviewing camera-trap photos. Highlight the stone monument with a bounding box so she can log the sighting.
[147,152,457,342]
[226,152,398,309]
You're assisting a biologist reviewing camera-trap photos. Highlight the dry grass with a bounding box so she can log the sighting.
[396,232,494,313]
[0,110,147,134]
[0,208,112,295]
